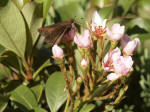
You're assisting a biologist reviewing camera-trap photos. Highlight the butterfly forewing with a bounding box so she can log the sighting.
[38,19,74,45]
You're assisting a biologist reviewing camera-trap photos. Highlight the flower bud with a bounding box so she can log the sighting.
[74,30,91,49]
[81,59,88,67]
[121,35,140,55]
[77,77,83,84]
[106,24,125,42]
[52,45,64,59]
[113,56,133,76]
[107,73,120,81]
[63,26,76,42]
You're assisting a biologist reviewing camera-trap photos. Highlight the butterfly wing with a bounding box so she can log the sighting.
[38,19,74,45]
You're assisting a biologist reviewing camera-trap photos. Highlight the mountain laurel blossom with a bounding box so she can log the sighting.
[74,29,91,49]
[106,24,125,42]
[113,56,133,76]
[121,34,140,55]
[102,47,121,71]
[91,11,107,38]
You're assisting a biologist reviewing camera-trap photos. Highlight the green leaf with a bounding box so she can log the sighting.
[126,18,150,32]
[79,104,95,112]
[56,1,84,21]
[43,0,52,19]
[91,0,104,8]
[105,105,114,111]
[99,5,113,19]
[45,72,67,112]
[91,82,110,98]
[33,107,47,112]
[0,94,9,112]
[0,0,9,7]
[1,51,20,71]
[118,0,135,15]
[22,2,43,45]
[31,84,43,102]
[0,1,26,58]
[130,33,150,41]
[74,49,82,77]
[53,0,79,9]
[34,0,44,3]
[137,0,150,19]
[10,85,38,112]
[13,0,24,10]
[0,64,12,80]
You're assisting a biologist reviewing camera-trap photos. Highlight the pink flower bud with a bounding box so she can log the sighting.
[74,30,91,49]
[102,47,121,71]
[81,59,88,67]
[106,24,125,42]
[113,56,133,75]
[121,35,140,55]
[52,45,64,59]
[107,73,120,81]
[63,26,76,42]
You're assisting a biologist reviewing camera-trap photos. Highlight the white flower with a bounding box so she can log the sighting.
[91,11,107,31]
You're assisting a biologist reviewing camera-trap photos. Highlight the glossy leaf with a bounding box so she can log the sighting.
[43,0,52,19]
[53,0,78,9]
[126,18,150,32]
[56,1,84,21]
[22,2,43,45]
[137,0,150,19]
[79,104,95,112]
[0,51,20,71]
[99,5,113,19]
[31,84,43,102]
[118,0,135,15]
[10,85,38,112]
[0,94,9,112]
[13,0,24,10]
[33,107,47,112]
[91,0,104,8]
[0,64,12,80]
[45,72,67,112]
[74,49,83,77]
[91,82,110,98]
[0,1,26,58]
[34,0,44,3]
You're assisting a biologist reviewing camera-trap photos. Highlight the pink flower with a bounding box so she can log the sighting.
[81,59,88,67]
[63,27,76,42]
[121,35,140,55]
[74,30,91,49]
[52,45,64,59]
[106,24,125,42]
[90,11,107,38]
[102,47,121,71]
[107,73,120,81]
[113,56,133,75]
[91,11,107,31]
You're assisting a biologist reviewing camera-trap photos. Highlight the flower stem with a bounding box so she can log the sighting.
[60,63,74,112]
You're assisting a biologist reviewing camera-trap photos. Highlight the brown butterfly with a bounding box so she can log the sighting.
[38,19,75,45]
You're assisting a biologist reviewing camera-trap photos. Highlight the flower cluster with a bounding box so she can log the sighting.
[52,11,140,81]
[51,10,140,111]
[103,47,134,80]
